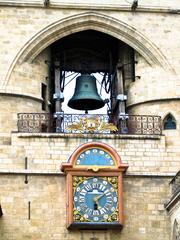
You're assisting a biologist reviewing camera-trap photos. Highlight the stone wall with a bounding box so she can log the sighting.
[0,132,177,174]
[0,174,171,240]
[0,96,42,135]
[0,132,175,239]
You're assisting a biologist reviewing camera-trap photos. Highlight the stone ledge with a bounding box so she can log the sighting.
[0,169,175,177]
[0,91,43,103]
[0,169,63,176]
[0,1,179,14]
[127,97,180,109]
[14,132,162,140]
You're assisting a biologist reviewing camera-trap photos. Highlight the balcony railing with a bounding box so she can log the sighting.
[17,113,162,135]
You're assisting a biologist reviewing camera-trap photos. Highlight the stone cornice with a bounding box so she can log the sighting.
[0,91,43,103]
[127,97,180,109]
[0,169,175,177]
[0,1,179,14]
[15,132,162,140]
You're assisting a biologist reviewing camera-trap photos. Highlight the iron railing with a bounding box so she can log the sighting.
[17,113,162,135]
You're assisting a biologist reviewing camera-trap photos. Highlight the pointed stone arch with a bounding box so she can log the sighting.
[4,11,174,87]
[163,113,177,130]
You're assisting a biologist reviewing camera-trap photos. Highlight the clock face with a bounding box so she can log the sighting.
[76,148,115,166]
[73,177,118,223]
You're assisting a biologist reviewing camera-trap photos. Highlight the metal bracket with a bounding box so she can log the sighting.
[118,113,129,120]
[116,94,127,101]
[53,111,64,118]
[53,92,64,101]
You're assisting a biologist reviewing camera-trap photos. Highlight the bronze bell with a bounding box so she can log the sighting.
[68,74,105,111]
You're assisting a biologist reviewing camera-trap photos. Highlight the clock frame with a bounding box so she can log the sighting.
[61,142,128,230]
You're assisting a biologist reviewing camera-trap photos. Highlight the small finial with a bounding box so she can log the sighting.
[44,0,50,7]
[131,0,138,11]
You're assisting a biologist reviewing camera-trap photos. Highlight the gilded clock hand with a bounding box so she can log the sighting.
[93,194,105,210]
[93,193,105,203]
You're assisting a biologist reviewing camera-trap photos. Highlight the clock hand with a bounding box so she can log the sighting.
[93,194,105,210]
[93,193,105,203]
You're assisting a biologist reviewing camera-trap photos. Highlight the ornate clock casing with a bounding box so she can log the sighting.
[61,142,128,230]
[73,176,119,223]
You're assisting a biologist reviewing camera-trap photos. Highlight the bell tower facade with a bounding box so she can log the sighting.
[0,1,180,240]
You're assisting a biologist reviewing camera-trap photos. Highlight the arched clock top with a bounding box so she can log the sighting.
[75,147,115,167]
[61,142,128,172]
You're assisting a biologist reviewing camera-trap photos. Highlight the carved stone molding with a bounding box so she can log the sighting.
[173,219,180,240]
[4,12,174,87]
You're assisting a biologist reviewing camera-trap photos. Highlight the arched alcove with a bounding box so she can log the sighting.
[163,113,177,130]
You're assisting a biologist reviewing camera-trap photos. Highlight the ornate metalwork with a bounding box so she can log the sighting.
[118,114,162,135]
[66,116,118,133]
[72,176,118,191]
[17,113,162,135]
[17,113,53,133]
[73,176,88,191]
[73,209,90,222]
[106,177,118,190]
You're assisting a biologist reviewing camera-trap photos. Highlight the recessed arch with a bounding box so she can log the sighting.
[4,12,175,87]
[163,113,177,130]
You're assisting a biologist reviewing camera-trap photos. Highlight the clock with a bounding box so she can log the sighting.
[75,148,115,167]
[73,176,118,223]
[61,141,128,230]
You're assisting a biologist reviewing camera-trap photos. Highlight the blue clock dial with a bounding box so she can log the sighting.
[76,148,115,166]
[73,177,118,222]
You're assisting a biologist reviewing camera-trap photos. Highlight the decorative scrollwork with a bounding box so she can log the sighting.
[18,113,52,133]
[66,116,118,133]
[73,176,88,191]
[73,209,90,222]
[106,210,118,222]
[104,177,118,189]
[17,113,162,135]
